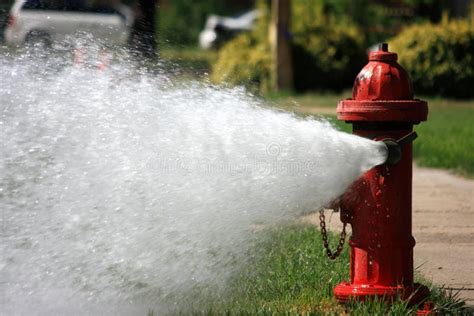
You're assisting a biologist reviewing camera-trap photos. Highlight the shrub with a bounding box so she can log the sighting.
[211,0,272,92]
[157,0,253,46]
[211,0,365,93]
[211,33,272,92]
[292,25,365,91]
[390,20,474,98]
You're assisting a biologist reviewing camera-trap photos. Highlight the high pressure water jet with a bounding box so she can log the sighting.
[0,50,389,314]
[328,43,429,304]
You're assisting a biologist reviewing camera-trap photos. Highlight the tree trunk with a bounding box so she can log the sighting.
[131,0,157,59]
[269,0,293,91]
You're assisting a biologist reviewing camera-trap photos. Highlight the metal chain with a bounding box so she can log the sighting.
[319,208,347,260]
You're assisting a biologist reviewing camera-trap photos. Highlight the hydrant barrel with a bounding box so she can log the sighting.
[334,43,429,303]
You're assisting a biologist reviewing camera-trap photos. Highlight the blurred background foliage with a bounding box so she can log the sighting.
[155,0,463,47]
[156,0,254,47]
[211,0,367,93]
[1,0,473,97]
[208,0,474,97]
[391,18,474,98]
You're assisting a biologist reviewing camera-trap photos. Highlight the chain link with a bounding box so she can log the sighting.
[319,208,347,260]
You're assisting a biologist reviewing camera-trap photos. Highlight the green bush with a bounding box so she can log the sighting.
[157,0,254,47]
[211,33,272,92]
[211,0,271,92]
[390,20,474,98]
[292,25,365,91]
[211,0,365,93]
[157,1,226,46]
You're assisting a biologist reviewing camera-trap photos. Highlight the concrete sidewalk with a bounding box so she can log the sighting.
[412,166,474,305]
[303,165,474,304]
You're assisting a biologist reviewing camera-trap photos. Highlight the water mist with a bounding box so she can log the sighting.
[0,50,387,314]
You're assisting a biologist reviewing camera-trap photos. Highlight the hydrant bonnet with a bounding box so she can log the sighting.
[338,44,428,123]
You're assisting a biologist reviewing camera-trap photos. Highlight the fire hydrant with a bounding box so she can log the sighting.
[334,43,429,303]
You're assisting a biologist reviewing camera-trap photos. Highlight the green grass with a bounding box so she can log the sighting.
[270,94,474,177]
[180,225,467,315]
[159,46,216,75]
[266,90,352,110]
[412,102,474,177]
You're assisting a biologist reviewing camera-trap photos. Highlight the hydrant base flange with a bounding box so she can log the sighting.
[334,282,430,305]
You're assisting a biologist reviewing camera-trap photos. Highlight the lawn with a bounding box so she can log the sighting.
[182,225,466,315]
[159,46,217,76]
[412,101,474,177]
[270,93,474,177]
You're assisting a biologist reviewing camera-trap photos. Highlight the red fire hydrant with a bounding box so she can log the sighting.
[334,43,429,303]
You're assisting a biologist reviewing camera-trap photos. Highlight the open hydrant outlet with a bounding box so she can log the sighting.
[381,131,418,165]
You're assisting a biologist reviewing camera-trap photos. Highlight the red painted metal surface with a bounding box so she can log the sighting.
[334,43,429,304]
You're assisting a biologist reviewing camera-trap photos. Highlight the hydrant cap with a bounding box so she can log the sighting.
[353,43,412,101]
[337,43,428,122]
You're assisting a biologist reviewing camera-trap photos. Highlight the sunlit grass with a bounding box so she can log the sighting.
[412,103,474,177]
[159,46,217,75]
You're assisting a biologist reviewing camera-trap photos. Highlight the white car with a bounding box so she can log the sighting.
[4,0,133,48]
[199,10,260,50]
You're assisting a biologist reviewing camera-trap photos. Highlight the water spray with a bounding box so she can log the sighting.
[0,51,389,314]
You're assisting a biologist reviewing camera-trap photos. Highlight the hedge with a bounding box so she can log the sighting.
[211,0,365,93]
[390,19,474,98]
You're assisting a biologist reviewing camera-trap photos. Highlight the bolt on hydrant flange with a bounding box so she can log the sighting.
[334,43,429,304]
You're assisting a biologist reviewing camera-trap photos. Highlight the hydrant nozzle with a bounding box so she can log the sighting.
[380,131,418,165]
